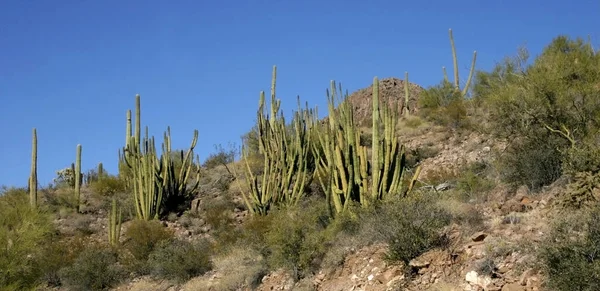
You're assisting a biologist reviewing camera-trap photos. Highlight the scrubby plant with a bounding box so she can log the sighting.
[539,206,600,290]
[203,143,237,170]
[123,219,174,262]
[363,193,452,264]
[0,187,56,289]
[475,36,600,189]
[58,244,127,291]
[147,238,213,282]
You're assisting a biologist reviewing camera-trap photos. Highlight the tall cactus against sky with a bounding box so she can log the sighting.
[122,94,200,220]
[443,28,477,97]
[240,65,313,215]
[29,128,37,208]
[312,77,421,215]
[75,144,82,213]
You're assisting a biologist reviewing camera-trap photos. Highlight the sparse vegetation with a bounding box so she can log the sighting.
[4,29,600,290]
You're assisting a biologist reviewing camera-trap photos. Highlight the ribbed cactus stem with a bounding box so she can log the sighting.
[75,144,82,213]
[29,128,37,208]
[371,77,381,201]
[135,94,141,150]
[448,28,477,97]
[404,71,410,117]
[98,162,104,177]
[108,197,122,246]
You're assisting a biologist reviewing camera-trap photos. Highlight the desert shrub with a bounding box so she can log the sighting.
[43,187,80,211]
[476,36,600,188]
[89,175,127,197]
[148,238,213,282]
[538,206,600,290]
[364,193,452,264]
[455,161,496,202]
[0,187,56,290]
[405,144,439,168]
[123,219,174,262]
[38,235,89,287]
[263,198,334,279]
[404,115,424,128]
[418,80,470,129]
[496,134,563,191]
[59,244,127,291]
[203,197,237,250]
[556,171,600,209]
[203,143,237,169]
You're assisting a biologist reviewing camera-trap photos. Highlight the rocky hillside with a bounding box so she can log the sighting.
[347,77,424,126]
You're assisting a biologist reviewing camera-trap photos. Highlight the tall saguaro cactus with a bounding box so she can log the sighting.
[240,65,314,215]
[442,28,477,97]
[75,144,82,213]
[29,128,38,208]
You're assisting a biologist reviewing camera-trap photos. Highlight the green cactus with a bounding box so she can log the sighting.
[443,28,477,97]
[108,197,122,246]
[29,128,37,208]
[122,94,201,220]
[312,77,421,215]
[403,71,410,117]
[75,144,82,213]
[97,162,104,178]
[240,65,314,215]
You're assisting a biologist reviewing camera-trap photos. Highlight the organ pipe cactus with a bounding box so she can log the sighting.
[122,94,201,220]
[29,128,37,208]
[443,28,477,97]
[403,71,410,117]
[312,77,422,215]
[240,65,313,215]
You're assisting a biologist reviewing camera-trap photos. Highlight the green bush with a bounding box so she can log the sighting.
[418,80,470,129]
[123,219,174,262]
[364,194,452,264]
[476,36,600,188]
[496,135,563,191]
[455,161,496,202]
[58,244,127,291]
[89,175,127,197]
[539,206,600,290]
[0,187,56,290]
[263,199,334,279]
[148,238,213,282]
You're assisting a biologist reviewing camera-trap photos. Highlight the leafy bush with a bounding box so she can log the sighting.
[476,36,600,188]
[59,244,127,291]
[538,206,600,290]
[364,194,452,264]
[496,134,563,191]
[418,80,470,129]
[123,219,174,261]
[455,161,496,202]
[0,187,56,290]
[263,198,334,279]
[148,238,213,282]
[89,175,127,197]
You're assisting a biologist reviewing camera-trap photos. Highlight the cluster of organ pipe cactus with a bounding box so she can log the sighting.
[240,68,422,216]
[108,197,122,246]
[312,78,421,216]
[120,94,201,220]
[240,66,315,215]
[444,28,477,97]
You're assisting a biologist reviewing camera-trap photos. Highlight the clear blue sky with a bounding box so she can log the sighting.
[1,0,598,187]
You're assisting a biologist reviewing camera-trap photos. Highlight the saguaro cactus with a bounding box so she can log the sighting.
[29,128,38,208]
[108,197,122,246]
[75,144,82,213]
[442,28,477,97]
